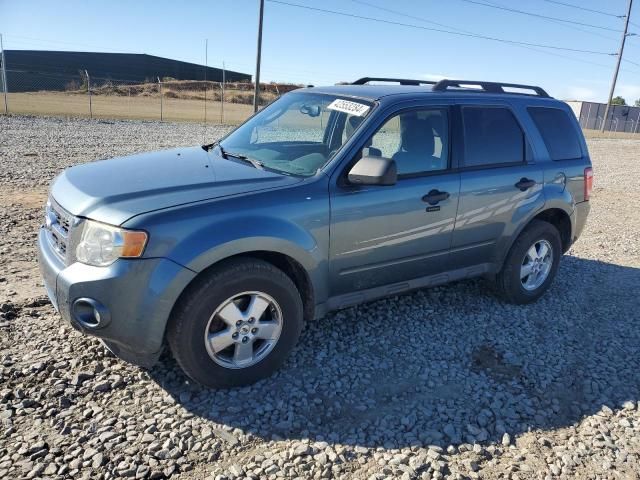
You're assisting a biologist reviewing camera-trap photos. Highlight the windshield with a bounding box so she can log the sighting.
[219,92,374,176]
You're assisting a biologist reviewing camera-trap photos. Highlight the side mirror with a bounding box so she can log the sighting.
[348,156,397,186]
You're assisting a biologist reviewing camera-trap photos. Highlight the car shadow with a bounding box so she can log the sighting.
[149,256,640,449]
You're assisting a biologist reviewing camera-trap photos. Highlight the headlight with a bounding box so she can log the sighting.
[75,220,148,267]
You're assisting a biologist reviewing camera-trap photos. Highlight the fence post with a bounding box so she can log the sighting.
[0,33,8,114]
[609,118,618,138]
[585,103,592,130]
[158,77,163,121]
[204,39,208,125]
[221,61,225,124]
[84,70,92,119]
[635,111,640,134]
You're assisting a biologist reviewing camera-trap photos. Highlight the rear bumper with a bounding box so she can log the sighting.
[572,200,590,244]
[38,228,196,368]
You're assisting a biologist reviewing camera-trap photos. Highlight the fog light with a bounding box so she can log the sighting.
[72,298,110,329]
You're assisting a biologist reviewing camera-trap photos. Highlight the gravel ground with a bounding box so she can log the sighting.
[0,115,639,480]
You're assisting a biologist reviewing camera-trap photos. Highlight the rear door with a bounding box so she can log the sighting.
[449,101,545,270]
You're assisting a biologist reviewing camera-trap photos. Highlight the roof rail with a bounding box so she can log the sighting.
[432,79,550,98]
[352,77,436,86]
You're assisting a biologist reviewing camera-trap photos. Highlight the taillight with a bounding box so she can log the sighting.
[584,167,593,201]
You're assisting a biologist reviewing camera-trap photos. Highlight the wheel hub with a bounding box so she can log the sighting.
[204,291,283,369]
[520,239,553,291]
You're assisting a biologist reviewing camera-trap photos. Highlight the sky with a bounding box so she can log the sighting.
[1,0,640,103]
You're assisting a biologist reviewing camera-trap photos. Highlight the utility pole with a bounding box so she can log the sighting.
[601,0,633,132]
[253,0,264,113]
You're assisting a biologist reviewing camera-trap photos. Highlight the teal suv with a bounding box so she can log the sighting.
[38,78,592,387]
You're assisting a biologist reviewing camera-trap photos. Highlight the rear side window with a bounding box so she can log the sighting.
[528,107,582,160]
[462,107,525,167]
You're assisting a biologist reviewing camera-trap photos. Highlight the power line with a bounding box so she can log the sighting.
[350,0,471,33]
[538,0,624,18]
[459,0,620,43]
[350,0,626,71]
[458,0,622,32]
[266,0,617,55]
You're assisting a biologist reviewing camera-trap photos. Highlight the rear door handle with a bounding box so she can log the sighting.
[515,178,536,191]
[422,189,450,205]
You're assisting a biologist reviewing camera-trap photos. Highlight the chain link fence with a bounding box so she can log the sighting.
[0,65,299,124]
[570,101,640,138]
[580,113,640,135]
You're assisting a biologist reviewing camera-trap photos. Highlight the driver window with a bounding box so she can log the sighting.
[369,108,449,175]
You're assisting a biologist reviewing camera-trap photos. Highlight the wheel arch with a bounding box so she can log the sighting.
[169,250,316,331]
[532,208,572,253]
[499,207,573,270]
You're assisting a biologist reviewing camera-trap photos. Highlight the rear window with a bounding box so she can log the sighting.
[528,107,582,161]
[462,107,525,167]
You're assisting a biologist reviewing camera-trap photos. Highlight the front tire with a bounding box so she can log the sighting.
[495,220,562,304]
[167,258,304,387]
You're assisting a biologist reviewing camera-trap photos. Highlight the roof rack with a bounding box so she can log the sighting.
[432,79,550,98]
[352,77,436,86]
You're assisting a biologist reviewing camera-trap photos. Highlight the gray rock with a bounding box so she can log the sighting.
[71,372,93,386]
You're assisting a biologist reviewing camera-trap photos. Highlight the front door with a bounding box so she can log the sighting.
[328,106,461,296]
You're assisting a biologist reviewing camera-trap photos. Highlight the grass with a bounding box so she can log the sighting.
[3,91,257,124]
[582,129,640,140]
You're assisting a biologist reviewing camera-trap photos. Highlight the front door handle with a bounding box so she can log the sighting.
[515,178,536,191]
[422,189,450,205]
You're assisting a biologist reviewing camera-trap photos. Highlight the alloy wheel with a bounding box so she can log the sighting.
[204,291,283,369]
[520,239,553,291]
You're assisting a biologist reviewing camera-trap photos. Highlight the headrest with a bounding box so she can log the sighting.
[345,115,363,138]
[400,118,435,155]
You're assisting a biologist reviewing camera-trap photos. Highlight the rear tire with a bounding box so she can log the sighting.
[167,258,304,388]
[495,220,562,304]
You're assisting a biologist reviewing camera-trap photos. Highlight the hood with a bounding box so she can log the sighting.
[51,146,303,225]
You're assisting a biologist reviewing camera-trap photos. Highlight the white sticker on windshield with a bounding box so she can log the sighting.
[327,99,370,117]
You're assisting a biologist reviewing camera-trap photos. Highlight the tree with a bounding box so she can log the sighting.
[635,99,640,107]
[611,96,626,106]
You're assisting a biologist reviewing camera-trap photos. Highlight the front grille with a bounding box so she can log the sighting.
[44,198,76,262]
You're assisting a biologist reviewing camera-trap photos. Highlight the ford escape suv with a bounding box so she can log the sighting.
[38,78,592,387]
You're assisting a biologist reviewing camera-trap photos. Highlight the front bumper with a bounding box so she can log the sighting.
[38,228,196,368]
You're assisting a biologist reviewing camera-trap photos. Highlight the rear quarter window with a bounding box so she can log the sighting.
[528,107,583,161]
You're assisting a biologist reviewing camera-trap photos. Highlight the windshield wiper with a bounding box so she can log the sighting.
[217,144,264,170]
[201,141,218,152]
[203,142,265,170]
[202,141,239,157]
[234,155,265,170]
